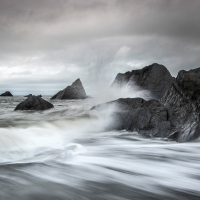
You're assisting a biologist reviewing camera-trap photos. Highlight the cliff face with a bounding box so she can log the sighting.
[51,79,87,100]
[111,63,174,99]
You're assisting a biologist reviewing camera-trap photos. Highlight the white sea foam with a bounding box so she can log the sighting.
[0,91,200,199]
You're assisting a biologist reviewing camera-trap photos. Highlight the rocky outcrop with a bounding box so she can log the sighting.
[92,98,173,138]
[93,67,200,142]
[0,91,13,96]
[14,94,54,111]
[51,79,87,100]
[160,68,200,142]
[111,63,174,99]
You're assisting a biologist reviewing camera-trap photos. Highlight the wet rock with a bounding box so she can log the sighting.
[14,94,54,111]
[0,91,13,96]
[51,78,87,100]
[127,99,173,138]
[160,68,200,142]
[92,98,145,130]
[94,67,200,142]
[111,63,173,99]
[92,98,173,137]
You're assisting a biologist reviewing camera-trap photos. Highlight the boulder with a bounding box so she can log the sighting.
[0,91,13,96]
[160,67,200,142]
[92,98,173,137]
[92,98,146,130]
[51,78,87,100]
[111,63,174,99]
[14,94,54,111]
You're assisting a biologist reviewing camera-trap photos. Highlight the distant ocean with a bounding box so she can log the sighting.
[0,96,200,200]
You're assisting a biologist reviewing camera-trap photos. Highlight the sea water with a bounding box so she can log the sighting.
[0,93,200,200]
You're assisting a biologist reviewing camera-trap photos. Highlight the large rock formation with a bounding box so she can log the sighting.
[0,91,13,96]
[111,63,174,99]
[51,79,87,100]
[93,66,200,143]
[14,94,54,111]
[160,68,200,142]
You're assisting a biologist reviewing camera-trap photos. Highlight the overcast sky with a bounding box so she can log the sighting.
[0,0,200,95]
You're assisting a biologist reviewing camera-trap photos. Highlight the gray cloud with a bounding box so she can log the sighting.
[0,0,200,95]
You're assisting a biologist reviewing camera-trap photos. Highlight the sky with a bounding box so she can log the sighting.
[0,0,200,95]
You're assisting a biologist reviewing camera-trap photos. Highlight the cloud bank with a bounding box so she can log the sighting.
[0,0,200,95]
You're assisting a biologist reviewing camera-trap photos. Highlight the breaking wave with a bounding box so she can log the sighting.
[0,87,200,199]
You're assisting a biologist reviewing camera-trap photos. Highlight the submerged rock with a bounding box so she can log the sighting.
[14,94,54,111]
[51,78,87,100]
[111,63,173,99]
[0,91,13,96]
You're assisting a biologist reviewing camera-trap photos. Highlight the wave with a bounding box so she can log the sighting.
[0,104,117,164]
[0,143,85,165]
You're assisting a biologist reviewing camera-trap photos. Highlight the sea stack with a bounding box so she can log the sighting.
[14,94,54,111]
[93,66,200,143]
[51,78,87,100]
[111,63,174,99]
[0,91,13,96]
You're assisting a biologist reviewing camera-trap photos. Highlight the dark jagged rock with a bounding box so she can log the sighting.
[94,67,200,142]
[51,90,63,100]
[92,98,146,130]
[127,99,172,138]
[14,94,54,111]
[92,98,173,137]
[24,94,32,97]
[160,68,200,142]
[0,91,13,96]
[51,79,87,100]
[111,63,174,99]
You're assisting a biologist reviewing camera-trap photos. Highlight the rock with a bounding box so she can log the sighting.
[14,94,54,111]
[0,91,13,96]
[24,94,32,97]
[160,67,200,142]
[51,78,87,100]
[111,63,174,99]
[94,67,200,142]
[92,98,145,130]
[51,90,63,100]
[92,98,173,137]
[127,99,172,138]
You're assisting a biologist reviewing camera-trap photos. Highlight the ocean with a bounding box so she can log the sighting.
[0,95,200,200]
